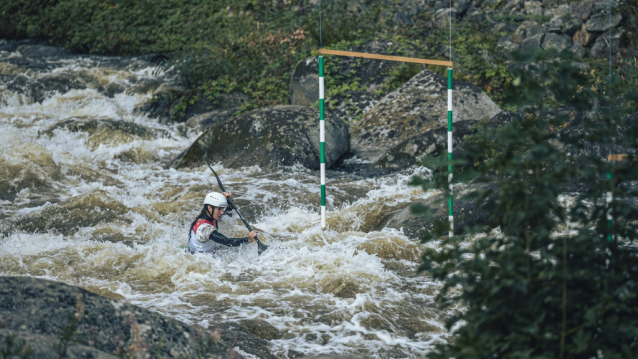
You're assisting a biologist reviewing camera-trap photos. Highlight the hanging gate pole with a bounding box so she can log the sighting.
[319,56,327,231]
[448,68,454,237]
[317,49,453,232]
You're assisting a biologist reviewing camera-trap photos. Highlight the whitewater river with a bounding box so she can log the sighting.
[0,47,454,358]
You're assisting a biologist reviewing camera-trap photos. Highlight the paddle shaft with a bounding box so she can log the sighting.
[206,163,268,253]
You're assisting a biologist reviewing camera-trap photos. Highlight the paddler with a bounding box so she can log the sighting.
[188,192,258,254]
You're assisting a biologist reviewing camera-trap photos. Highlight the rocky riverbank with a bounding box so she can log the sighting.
[0,276,269,358]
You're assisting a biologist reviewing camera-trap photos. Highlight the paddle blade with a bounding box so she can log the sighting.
[257,240,269,255]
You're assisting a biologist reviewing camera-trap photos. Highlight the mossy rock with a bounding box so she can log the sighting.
[0,276,240,358]
[170,105,349,170]
[350,69,502,162]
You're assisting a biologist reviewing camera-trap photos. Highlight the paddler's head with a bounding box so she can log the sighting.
[203,192,228,221]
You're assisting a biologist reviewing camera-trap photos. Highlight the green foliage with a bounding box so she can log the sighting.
[56,311,80,358]
[0,334,34,359]
[411,50,638,358]
[1,0,635,115]
[378,62,423,95]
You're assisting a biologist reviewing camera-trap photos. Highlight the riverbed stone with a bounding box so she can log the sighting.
[326,91,378,127]
[548,16,565,33]
[570,42,586,58]
[16,44,70,58]
[374,120,477,169]
[544,4,569,17]
[542,33,572,52]
[570,0,595,21]
[170,105,349,170]
[434,8,459,30]
[589,30,624,59]
[0,276,242,358]
[520,33,544,52]
[585,12,623,32]
[290,57,319,106]
[564,17,584,36]
[239,319,282,340]
[380,183,500,239]
[185,108,237,131]
[350,70,501,162]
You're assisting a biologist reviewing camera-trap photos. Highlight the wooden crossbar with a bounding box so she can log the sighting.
[318,49,453,67]
[608,154,631,161]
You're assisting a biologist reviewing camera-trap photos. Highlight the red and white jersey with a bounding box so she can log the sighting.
[188,219,218,252]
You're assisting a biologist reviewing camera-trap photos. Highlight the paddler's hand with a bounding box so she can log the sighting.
[222,192,232,199]
[247,230,258,243]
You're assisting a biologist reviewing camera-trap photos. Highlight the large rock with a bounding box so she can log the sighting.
[170,105,349,170]
[542,33,572,51]
[564,18,584,36]
[570,42,586,58]
[520,33,544,52]
[290,57,319,106]
[433,8,460,30]
[380,183,500,239]
[589,30,624,59]
[0,276,241,358]
[290,40,408,125]
[585,12,623,32]
[374,120,478,169]
[0,328,118,359]
[350,70,501,162]
[570,0,595,21]
[511,21,546,44]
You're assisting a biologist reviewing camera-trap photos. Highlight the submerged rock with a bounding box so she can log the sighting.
[170,105,348,170]
[350,69,501,162]
[0,276,244,358]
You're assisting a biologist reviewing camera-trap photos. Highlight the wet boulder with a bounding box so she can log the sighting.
[185,109,237,132]
[0,276,243,358]
[290,57,319,107]
[170,105,349,170]
[380,183,500,239]
[238,319,282,340]
[350,69,501,162]
[374,120,477,169]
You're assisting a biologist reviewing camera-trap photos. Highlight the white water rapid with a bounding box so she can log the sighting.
[0,47,454,358]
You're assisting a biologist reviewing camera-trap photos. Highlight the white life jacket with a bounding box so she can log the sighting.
[188,219,218,253]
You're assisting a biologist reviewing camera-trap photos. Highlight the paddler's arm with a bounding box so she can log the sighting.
[208,230,257,247]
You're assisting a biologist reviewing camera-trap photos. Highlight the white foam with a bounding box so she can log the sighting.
[0,54,451,358]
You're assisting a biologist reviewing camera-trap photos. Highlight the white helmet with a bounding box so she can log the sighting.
[203,192,227,208]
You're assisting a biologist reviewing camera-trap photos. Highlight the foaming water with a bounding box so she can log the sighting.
[0,49,451,357]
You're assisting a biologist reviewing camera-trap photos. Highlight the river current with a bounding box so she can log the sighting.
[0,47,454,358]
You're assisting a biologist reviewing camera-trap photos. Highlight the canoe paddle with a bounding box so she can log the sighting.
[205,162,269,255]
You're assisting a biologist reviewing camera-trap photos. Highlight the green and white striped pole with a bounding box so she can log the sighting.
[319,56,326,231]
[607,172,612,241]
[448,68,453,237]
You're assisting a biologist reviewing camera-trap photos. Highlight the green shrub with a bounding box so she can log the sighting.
[410,50,638,358]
